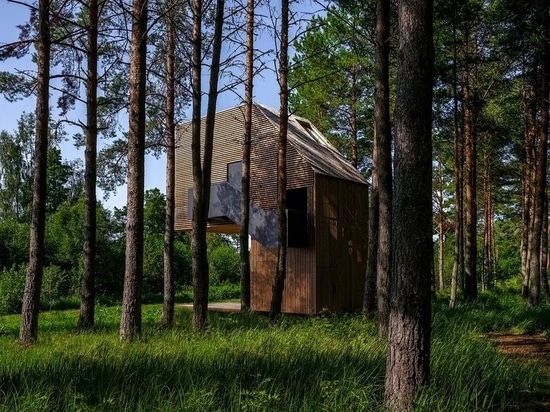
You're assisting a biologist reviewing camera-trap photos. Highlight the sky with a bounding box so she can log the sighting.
[0,0,320,209]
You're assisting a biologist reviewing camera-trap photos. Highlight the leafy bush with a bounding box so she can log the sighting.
[0,218,29,269]
[209,282,240,301]
[209,244,240,285]
[174,239,192,286]
[41,265,76,310]
[0,264,25,315]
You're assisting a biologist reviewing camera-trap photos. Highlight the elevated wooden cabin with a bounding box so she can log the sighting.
[175,103,368,314]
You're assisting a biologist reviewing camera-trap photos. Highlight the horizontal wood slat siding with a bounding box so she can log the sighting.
[175,104,313,230]
[175,106,253,231]
[314,174,368,312]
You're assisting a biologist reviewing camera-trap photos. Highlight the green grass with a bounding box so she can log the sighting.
[0,289,548,411]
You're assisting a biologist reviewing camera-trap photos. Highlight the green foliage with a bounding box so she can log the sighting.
[208,283,240,301]
[41,265,76,311]
[0,217,29,269]
[494,218,522,281]
[144,188,166,234]
[0,264,25,315]
[209,244,240,285]
[289,5,374,171]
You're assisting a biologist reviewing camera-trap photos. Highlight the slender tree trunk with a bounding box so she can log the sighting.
[119,0,148,342]
[19,0,50,344]
[529,0,549,306]
[482,154,493,291]
[364,175,378,312]
[190,0,206,330]
[450,12,462,308]
[190,0,225,330]
[270,0,289,322]
[463,60,478,301]
[436,160,445,291]
[162,7,176,327]
[78,0,99,330]
[541,194,550,296]
[350,65,359,169]
[240,0,254,311]
[375,0,392,337]
[521,75,536,298]
[384,0,433,410]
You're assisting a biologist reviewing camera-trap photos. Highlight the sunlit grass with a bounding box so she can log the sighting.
[0,289,548,411]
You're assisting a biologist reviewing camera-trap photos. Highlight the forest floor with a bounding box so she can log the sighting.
[492,334,550,411]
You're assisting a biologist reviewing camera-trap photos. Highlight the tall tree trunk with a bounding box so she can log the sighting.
[436,160,445,291]
[541,193,550,296]
[364,174,378,312]
[240,0,254,311]
[190,0,206,330]
[450,11,462,308]
[521,74,536,298]
[350,65,359,169]
[162,6,176,327]
[375,0,392,337]
[529,0,549,306]
[19,0,50,344]
[78,0,99,330]
[463,60,478,301]
[482,154,494,291]
[119,0,148,342]
[270,0,289,322]
[191,0,225,330]
[384,0,433,409]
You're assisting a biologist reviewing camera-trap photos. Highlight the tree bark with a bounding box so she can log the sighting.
[119,0,148,342]
[162,6,176,327]
[450,12,462,308]
[436,160,445,291]
[463,60,478,301]
[240,0,254,311]
[375,0,392,337]
[78,0,99,330]
[528,0,549,307]
[190,0,206,331]
[481,153,495,291]
[541,194,549,297]
[364,176,378,313]
[520,75,536,298]
[384,0,433,409]
[19,0,51,345]
[191,0,225,330]
[270,0,289,323]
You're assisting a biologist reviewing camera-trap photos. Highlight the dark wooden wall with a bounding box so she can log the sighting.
[250,187,316,314]
[314,174,368,312]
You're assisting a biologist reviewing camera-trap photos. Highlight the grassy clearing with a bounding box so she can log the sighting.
[0,289,548,411]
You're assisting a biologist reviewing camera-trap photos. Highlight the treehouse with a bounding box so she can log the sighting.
[175,103,368,314]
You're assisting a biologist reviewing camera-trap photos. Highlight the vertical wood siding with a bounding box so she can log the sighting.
[315,174,368,312]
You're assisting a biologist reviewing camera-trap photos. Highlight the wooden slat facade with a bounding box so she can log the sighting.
[314,174,368,312]
[174,103,368,314]
[175,106,246,232]
[250,186,316,314]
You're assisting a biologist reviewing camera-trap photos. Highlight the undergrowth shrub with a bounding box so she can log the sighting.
[0,264,25,315]
[209,244,240,285]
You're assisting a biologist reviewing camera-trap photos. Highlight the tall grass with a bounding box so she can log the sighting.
[0,289,548,411]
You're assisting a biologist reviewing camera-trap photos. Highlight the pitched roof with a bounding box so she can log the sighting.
[254,103,366,185]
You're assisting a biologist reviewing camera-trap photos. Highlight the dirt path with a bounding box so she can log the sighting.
[492,334,550,411]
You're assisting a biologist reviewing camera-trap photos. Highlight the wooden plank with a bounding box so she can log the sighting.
[314,174,368,312]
